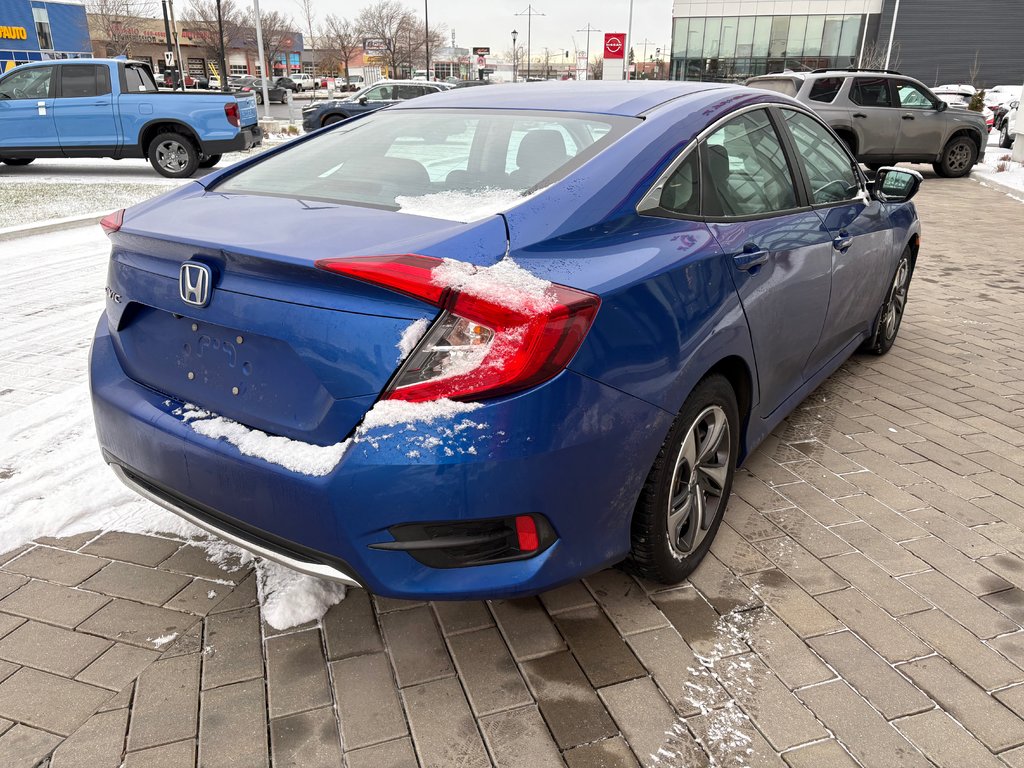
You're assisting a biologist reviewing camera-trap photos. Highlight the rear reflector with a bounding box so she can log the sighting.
[100,209,124,235]
[515,515,540,552]
[224,101,240,127]
[315,254,600,403]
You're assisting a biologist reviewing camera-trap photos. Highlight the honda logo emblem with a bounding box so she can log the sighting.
[179,262,212,307]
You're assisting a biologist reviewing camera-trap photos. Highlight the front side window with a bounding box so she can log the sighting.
[364,85,391,101]
[897,82,935,109]
[851,77,892,108]
[702,109,797,217]
[782,110,860,205]
[808,77,843,104]
[0,66,53,100]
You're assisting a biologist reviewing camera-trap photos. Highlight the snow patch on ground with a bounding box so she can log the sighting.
[395,188,524,222]
[973,133,1024,201]
[432,258,556,313]
[256,560,347,630]
[396,318,430,361]
[148,633,178,647]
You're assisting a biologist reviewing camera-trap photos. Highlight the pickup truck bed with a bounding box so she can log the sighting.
[0,58,261,178]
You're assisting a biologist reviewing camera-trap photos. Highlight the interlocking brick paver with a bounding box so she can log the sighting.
[380,604,453,687]
[198,678,268,768]
[899,655,1024,752]
[563,735,640,768]
[688,709,783,767]
[762,507,853,558]
[81,561,192,606]
[824,551,931,616]
[345,737,418,768]
[0,613,24,641]
[330,653,407,751]
[80,532,181,568]
[816,588,931,662]
[0,724,63,768]
[267,707,341,768]
[208,572,257,615]
[0,667,111,736]
[893,707,1009,768]
[403,677,490,768]
[726,608,833,690]
[808,631,931,720]
[159,545,246,583]
[552,605,645,688]
[77,642,158,691]
[741,569,842,637]
[265,629,331,719]
[797,679,930,768]
[599,677,682,768]
[751,536,847,596]
[2,546,108,586]
[123,739,195,768]
[321,589,382,659]
[0,579,108,628]
[127,653,200,751]
[688,552,763,615]
[904,508,1005,559]
[982,587,1024,624]
[537,581,596,615]
[901,569,1018,638]
[584,569,670,635]
[0,619,110,678]
[781,739,859,768]
[709,522,775,575]
[447,627,531,717]
[479,705,563,768]
[77,598,197,649]
[520,651,616,749]
[431,599,495,636]
[831,521,928,576]
[50,708,128,768]
[626,626,730,714]
[652,586,747,658]
[202,608,262,690]
[489,597,565,661]
[163,579,230,616]
[0,572,27,602]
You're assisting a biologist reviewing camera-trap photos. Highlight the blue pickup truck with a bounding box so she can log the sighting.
[0,58,261,178]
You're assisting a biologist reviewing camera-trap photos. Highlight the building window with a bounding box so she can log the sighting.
[229,64,248,75]
[33,7,53,50]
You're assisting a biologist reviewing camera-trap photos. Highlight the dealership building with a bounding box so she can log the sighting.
[670,0,1024,87]
[0,0,91,73]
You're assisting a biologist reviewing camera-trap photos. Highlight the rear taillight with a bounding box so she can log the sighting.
[224,101,240,127]
[100,209,124,235]
[315,254,600,403]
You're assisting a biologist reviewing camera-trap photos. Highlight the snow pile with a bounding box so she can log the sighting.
[256,559,347,630]
[395,188,524,222]
[397,318,430,361]
[359,398,483,429]
[973,133,1024,202]
[432,258,556,313]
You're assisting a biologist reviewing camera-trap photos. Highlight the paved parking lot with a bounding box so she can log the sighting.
[1,169,1024,767]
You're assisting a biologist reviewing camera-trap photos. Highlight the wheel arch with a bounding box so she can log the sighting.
[697,355,755,465]
[321,110,350,127]
[946,127,983,155]
[139,120,202,156]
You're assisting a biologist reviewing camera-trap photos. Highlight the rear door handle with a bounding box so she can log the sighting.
[734,247,769,271]
[902,114,915,120]
[853,112,867,118]
[833,230,854,251]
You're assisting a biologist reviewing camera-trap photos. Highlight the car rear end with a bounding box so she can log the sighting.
[90,105,663,599]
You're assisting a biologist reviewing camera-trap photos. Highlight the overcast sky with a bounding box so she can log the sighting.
[257,0,675,62]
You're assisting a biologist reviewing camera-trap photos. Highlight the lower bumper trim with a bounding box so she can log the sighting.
[109,463,362,588]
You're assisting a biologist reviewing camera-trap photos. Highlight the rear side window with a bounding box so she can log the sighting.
[60,65,109,98]
[701,110,798,217]
[808,77,843,103]
[125,64,158,93]
[659,151,700,215]
[851,78,892,107]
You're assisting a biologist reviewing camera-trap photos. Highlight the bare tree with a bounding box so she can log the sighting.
[295,0,316,81]
[242,8,296,77]
[181,0,245,68]
[968,51,983,88]
[87,0,158,57]
[321,15,361,84]
[859,40,899,71]
[356,0,446,78]
[589,55,603,80]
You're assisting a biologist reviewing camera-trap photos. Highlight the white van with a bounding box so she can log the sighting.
[288,74,317,91]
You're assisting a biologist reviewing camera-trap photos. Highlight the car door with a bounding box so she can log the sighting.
[0,64,59,153]
[53,64,119,152]
[777,107,893,376]
[892,80,947,161]
[702,108,834,417]
[848,76,900,162]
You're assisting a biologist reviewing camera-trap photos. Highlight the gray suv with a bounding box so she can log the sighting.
[747,68,987,178]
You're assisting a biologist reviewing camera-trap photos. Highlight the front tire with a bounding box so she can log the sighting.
[626,374,739,584]
[321,114,344,127]
[148,132,200,178]
[933,136,977,178]
[1,158,34,166]
[861,248,912,355]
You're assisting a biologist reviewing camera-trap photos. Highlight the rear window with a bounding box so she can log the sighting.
[808,77,843,103]
[747,78,799,97]
[213,108,637,221]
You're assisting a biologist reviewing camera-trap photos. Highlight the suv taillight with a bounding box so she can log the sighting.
[224,102,240,127]
[315,255,600,403]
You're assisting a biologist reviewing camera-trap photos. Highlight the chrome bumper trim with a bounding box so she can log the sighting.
[110,464,361,587]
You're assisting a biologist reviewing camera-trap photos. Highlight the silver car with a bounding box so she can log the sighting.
[747,68,988,178]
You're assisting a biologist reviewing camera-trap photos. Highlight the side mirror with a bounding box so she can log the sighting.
[936,101,948,112]
[358,96,368,105]
[871,167,924,203]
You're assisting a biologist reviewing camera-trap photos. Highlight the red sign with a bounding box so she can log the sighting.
[604,33,625,59]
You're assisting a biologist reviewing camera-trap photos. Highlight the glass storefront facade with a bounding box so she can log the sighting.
[0,0,92,73]
[671,14,866,82]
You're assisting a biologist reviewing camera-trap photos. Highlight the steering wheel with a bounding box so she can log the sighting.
[11,88,26,100]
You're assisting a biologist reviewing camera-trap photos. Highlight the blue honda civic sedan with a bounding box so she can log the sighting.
[90,81,922,600]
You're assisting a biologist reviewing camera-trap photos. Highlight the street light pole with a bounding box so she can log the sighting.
[216,0,228,90]
[576,23,600,81]
[624,0,633,80]
[252,0,270,115]
[424,0,430,80]
[511,29,518,82]
[884,0,901,69]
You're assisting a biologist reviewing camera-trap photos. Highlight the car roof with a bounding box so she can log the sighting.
[392,80,731,117]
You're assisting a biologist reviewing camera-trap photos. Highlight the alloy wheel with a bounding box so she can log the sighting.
[882,257,910,340]
[156,140,189,173]
[947,142,971,172]
[666,405,731,557]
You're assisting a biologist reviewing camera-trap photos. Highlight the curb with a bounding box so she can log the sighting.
[973,173,1024,203]
[0,211,110,243]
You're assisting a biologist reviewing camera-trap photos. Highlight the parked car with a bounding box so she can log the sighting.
[747,68,988,177]
[1000,101,1018,148]
[0,59,260,177]
[301,80,445,131]
[231,76,288,104]
[91,81,923,599]
[161,68,195,89]
[286,73,317,91]
[320,74,362,91]
[273,76,301,92]
[931,86,994,132]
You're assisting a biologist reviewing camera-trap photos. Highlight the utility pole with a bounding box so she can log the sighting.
[167,0,186,90]
[515,5,544,82]
[624,0,633,80]
[424,0,430,80]
[576,23,600,81]
[638,37,655,78]
[161,0,174,82]
[252,0,270,115]
[884,0,901,69]
[216,0,228,90]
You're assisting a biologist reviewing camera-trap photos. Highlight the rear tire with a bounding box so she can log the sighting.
[1000,124,1015,149]
[198,154,222,169]
[932,136,978,178]
[148,132,200,179]
[1,158,34,166]
[625,374,739,584]
[861,248,912,355]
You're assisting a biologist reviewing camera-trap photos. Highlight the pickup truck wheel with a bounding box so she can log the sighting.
[1,158,34,166]
[322,114,344,127]
[199,154,222,169]
[148,132,200,178]
[933,136,977,178]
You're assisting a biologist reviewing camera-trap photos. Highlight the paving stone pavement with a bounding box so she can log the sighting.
[2,169,1024,767]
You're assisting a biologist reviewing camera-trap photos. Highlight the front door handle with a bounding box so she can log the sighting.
[852,112,867,118]
[734,247,769,271]
[902,114,915,120]
[833,230,854,251]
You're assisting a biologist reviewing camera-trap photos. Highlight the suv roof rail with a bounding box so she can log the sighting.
[810,67,903,75]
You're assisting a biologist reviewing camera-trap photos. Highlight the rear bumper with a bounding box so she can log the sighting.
[90,315,672,600]
[205,124,262,156]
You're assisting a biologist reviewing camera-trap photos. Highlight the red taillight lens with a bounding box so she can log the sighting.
[315,254,600,403]
[515,515,539,552]
[100,209,124,235]
[224,101,240,127]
